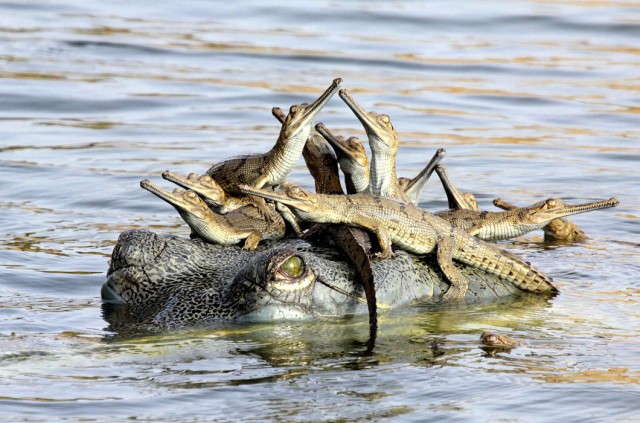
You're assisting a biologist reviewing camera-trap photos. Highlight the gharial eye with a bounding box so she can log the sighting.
[279,255,304,278]
[289,186,301,196]
[547,199,557,207]
[379,114,391,124]
[290,105,300,114]
[187,191,197,199]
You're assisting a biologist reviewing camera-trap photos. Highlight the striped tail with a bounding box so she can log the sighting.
[453,234,558,294]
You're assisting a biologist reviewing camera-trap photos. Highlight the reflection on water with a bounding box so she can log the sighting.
[1,0,639,421]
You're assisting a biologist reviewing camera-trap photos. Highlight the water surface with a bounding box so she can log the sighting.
[1,1,639,421]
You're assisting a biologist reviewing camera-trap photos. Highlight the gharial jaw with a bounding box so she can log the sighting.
[523,197,619,225]
[161,171,226,207]
[315,123,369,169]
[435,164,478,211]
[238,184,335,223]
[338,88,398,151]
[279,78,343,143]
[140,179,212,221]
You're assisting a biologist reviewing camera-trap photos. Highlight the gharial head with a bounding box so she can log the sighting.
[522,197,619,224]
[162,171,226,205]
[315,122,369,169]
[279,78,342,142]
[338,88,398,150]
[140,179,212,220]
[238,184,334,222]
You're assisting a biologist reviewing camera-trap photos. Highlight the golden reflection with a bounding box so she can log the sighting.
[374,101,480,116]
[538,367,640,384]
[0,71,66,80]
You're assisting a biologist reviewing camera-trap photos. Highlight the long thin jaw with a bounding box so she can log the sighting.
[238,185,309,212]
[315,122,366,165]
[162,170,195,190]
[338,89,396,147]
[403,148,446,203]
[272,106,286,124]
[162,171,223,205]
[435,164,476,210]
[285,78,343,135]
[536,197,619,220]
[339,89,377,131]
[140,180,208,218]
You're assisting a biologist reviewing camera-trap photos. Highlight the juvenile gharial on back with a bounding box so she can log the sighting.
[239,184,558,303]
[206,78,342,194]
[140,179,286,250]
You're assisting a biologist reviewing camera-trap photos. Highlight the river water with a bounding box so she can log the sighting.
[1,1,639,421]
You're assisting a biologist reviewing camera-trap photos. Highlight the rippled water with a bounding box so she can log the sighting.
[1,1,639,421]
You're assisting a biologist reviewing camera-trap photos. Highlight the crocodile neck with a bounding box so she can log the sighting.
[263,128,311,186]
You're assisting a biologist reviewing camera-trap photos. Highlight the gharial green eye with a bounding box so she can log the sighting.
[280,256,304,278]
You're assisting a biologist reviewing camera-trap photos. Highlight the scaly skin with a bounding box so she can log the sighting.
[339,89,412,203]
[299,130,377,330]
[161,171,253,214]
[206,78,342,194]
[434,164,479,210]
[397,148,447,204]
[102,229,545,330]
[302,134,345,195]
[436,197,619,241]
[140,180,285,250]
[239,184,558,302]
[315,122,370,194]
[493,198,588,242]
[480,331,520,348]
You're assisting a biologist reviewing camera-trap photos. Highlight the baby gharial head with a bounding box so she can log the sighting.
[179,189,209,209]
[338,88,398,149]
[140,179,213,221]
[161,171,228,208]
[194,174,226,202]
[525,197,619,224]
[315,122,369,170]
[341,136,369,169]
[280,78,342,141]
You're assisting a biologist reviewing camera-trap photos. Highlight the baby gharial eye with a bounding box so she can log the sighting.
[347,136,361,149]
[290,105,301,114]
[379,114,391,124]
[186,191,198,200]
[289,186,302,196]
[279,255,304,278]
[200,175,213,183]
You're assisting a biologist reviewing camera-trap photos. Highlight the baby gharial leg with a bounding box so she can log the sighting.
[436,231,469,302]
[242,232,263,251]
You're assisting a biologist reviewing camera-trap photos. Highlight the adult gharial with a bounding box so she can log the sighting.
[102,78,619,334]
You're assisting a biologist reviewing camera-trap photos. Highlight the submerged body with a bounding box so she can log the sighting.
[102,229,547,330]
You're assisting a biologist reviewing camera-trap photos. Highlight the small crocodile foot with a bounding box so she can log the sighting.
[249,196,277,222]
[242,232,262,251]
[373,250,394,259]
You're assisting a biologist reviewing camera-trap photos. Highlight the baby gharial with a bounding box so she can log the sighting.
[140,179,286,250]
